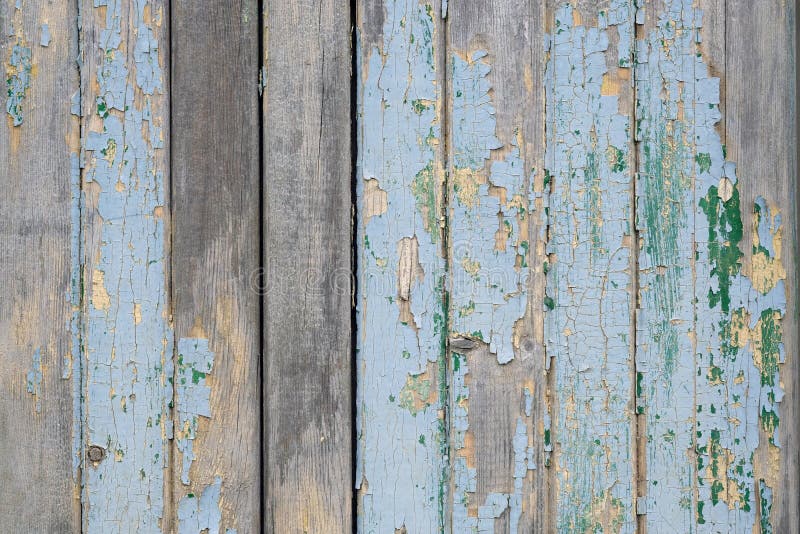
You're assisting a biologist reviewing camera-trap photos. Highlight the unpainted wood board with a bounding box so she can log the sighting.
[446,0,548,531]
[0,1,81,531]
[79,1,173,531]
[262,0,353,532]
[355,1,448,532]
[171,1,261,532]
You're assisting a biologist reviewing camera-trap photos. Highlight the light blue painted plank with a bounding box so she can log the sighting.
[544,2,637,531]
[355,1,448,532]
[636,1,789,531]
[80,1,172,531]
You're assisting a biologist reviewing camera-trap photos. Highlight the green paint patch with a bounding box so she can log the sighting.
[699,185,743,313]
[695,152,712,174]
[411,162,439,241]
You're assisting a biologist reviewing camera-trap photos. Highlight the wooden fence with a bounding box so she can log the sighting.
[1,0,797,532]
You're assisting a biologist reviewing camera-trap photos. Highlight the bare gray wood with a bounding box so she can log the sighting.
[446,1,548,530]
[726,1,798,530]
[171,1,261,532]
[0,1,81,531]
[262,1,352,532]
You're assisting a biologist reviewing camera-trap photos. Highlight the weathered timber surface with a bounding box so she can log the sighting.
[262,0,353,532]
[447,0,547,531]
[171,1,261,532]
[0,1,81,531]
[355,1,448,531]
[79,1,172,531]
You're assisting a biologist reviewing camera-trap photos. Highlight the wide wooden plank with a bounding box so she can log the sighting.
[544,1,638,531]
[445,1,547,531]
[171,2,261,532]
[0,1,81,531]
[355,1,448,531]
[726,1,798,531]
[262,0,352,532]
[636,0,797,531]
[79,1,172,531]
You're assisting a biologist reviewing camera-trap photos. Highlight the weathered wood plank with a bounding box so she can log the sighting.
[262,0,352,532]
[0,1,81,531]
[171,1,260,532]
[79,1,172,531]
[545,1,638,531]
[355,1,448,531]
[636,0,797,531]
[446,1,547,531]
[726,1,798,531]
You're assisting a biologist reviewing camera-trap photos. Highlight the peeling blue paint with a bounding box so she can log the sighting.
[356,2,447,532]
[6,42,32,126]
[177,477,222,534]
[450,51,531,365]
[636,1,788,530]
[81,1,170,531]
[545,2,636,531]
[40,24,50,47]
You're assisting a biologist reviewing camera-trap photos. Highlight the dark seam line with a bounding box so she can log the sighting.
[350,0,359,532]
[257,0,266,532]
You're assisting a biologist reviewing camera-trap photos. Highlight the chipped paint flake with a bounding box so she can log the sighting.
[545,3,636,532]
[175,338,214,485]
[5,41,31,126]
[26,348,43,413]
[177,477,222,534]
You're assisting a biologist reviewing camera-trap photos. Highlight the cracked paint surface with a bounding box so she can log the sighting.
[449,51,531,365]
[635,1,788,531]
[81,1,171,531]
[6,39,31,125]
[545,3,636,532]
[355,1,447,532]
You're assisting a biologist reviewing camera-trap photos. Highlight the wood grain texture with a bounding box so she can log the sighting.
[545,1,638,531]
[171,2,260,532]
[355,1,448,531]
[446,1,547,531]
[79,1,172,531]
[262,0,352,532]
[0,1,81,531]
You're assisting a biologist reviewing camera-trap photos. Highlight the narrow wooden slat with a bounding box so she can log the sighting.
[355,1,448,531]
[445,1,548,530]
[0,1,81,531]
[262,0,352,531]
[726,1,798,531]
[79,1,172,531]
[544,1,638,531]
[171,1,260,532]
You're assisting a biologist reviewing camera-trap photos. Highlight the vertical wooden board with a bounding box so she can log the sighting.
[544,1,638,531]
[355,1,448,531]
[0,1,81,531]
[79,0,172,531]
[636,0,796,531]
[171,1,260,533]
[726,1,798,531]
[445,1,547,531]
[262,0,352,532]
